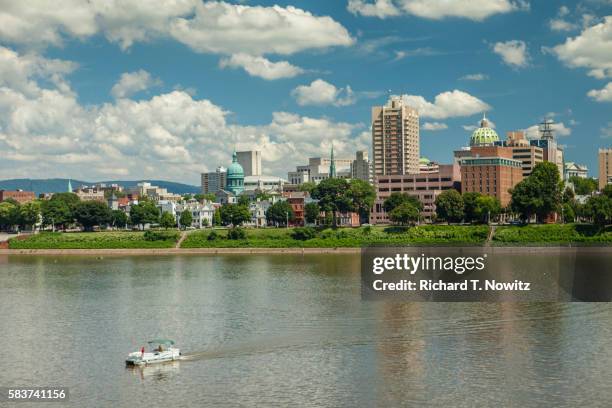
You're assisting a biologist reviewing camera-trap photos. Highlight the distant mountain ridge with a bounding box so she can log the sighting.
[0,178,200,196]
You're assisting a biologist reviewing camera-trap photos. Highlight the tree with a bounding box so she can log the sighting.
[160,211,176,229]
[434,190,464,223]
[584,195,612,227]
[129,200,160,230]
[41,199,72,230]
[195,193,216,202]
[237,195,251,206]
[73,201,112,231]
[110,210,128,228]
[569,176,597,195]
[510,162,562,223]
[265,201,294,227]
[298,181,317,194]
[311,178,353,227]
[19,201,41,229]
[256,192,271,202]
[50,192,80,211]
[389,202,420,226]
[304,202,320,224]
[462,192,482,223]
[0,201,18,231]
[603,184,612,198]
[220,204,251,226]
[474,195,501,224]
[348,179,376,224]
[213,208,222,226]
[179,210,193,229]
[383,193,423,213]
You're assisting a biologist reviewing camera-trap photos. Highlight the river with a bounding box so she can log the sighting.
[1,253,611,407]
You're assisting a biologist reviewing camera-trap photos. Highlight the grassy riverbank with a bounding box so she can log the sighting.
[492,224,612,245]
[7,224,611,250]
[8,231,178,249]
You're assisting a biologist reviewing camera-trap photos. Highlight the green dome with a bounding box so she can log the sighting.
[469,115,499,146]
[419,157,431,165]
[227,151,244,177]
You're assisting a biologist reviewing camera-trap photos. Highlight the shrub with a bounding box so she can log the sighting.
[291,227,316,241]
[144,230,179,241]
[207,229,219,241]
[227,227,247,240]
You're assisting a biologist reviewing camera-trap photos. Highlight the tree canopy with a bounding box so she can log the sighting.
[265,201,294,226]
[510,162,562,222]
[73,201,112,231]
[434,190,464,223]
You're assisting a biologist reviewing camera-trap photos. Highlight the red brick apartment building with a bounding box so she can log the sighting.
[0,190,36,204]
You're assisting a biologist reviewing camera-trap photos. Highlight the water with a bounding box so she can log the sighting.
[0,253,611,407]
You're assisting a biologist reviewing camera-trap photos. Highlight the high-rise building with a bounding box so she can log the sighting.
[372,96,420,176]
[529,120,564,180]
[201,166,227,194]
[351,150,371,182]
[236,151,262,177]
[599,148,612,190]
[504,130,544,178]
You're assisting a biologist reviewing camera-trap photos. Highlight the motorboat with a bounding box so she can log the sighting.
[126,339,181,366]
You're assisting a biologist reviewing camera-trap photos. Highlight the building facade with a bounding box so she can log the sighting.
[564,162,588,179]
[351,150,371,183]
[287,156,352,185]
[236,151,262,177]
[529,120,564,180]
[460,146,523,207]
[372,95,420,176]
[201,166,227,194]
[0,190,36,204]
[370,164,461,223]
[226,151,245,195]
[599,148,612,190]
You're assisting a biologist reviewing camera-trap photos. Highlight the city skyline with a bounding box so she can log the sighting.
[0,1,610,185]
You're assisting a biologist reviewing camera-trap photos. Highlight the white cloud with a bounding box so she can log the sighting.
[493,40,529,68]
[549,6,577,32]
[169,2,353,56]
[422,122,448,131]
[549,16,612,79]
[459,73,489,81]
[587,82,612,102]
[601,122,612,138]
[396,0,528,21]
[111,70,161,99]
[524,122,572,139]
[347,0,400,18]
[291,79,356,106]
[0,46,368,183]
[400,90,491,119]
[219,54,304,80]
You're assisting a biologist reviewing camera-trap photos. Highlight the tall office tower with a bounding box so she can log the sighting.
[236,151,262,177]
[599,148,612,190]
[372,96,420,176]
[529,120,564,180]
[201,166,227,194]
[351,150,371,183]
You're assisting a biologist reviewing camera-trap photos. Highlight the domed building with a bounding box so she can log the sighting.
[226,150,245,195]
[469,114,500,147]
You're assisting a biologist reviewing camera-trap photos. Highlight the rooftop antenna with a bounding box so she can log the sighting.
[539,119,555,140]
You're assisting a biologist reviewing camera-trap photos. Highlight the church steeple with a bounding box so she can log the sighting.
[67,179,73,192]
[329,143,336,178]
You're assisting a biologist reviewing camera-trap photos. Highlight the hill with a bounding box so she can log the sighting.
[0,179,200,196]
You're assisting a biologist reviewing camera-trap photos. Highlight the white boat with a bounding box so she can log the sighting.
[126,339,181,366]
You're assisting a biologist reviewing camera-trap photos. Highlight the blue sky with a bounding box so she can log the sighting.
[0,0,610,185]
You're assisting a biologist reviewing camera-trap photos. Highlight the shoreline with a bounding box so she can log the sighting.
[1,246,610,256]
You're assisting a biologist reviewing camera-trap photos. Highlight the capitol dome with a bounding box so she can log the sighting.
[226,150,244,195]
[469,114,500,147]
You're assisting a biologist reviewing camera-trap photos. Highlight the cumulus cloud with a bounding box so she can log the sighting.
[422,122,448,131]
[549,16,612,79]
[459,73,489,81]
[347,0,400,18]
[111,70,161,99]
[291,79,356,106]
[524,122,572,139]
[349,0,529,21]
[493,40,529,68]
[602,122,612,138]
[549,6,577,32]
[400,90,491,119]
[587,82,612,102]
[0,47,368,183]
[219,54,304,80]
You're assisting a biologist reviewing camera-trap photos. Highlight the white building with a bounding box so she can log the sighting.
[158,200,216,228]
[287,156,352,185]
[243,175,287,192]
[564,162,588,179]
[128,182,182,202]
[350,150,372,183]
[248,200,273,227]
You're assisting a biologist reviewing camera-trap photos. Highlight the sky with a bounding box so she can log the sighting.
[0,0,610,185]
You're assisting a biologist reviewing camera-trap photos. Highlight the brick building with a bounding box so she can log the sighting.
[0,190,36,204]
